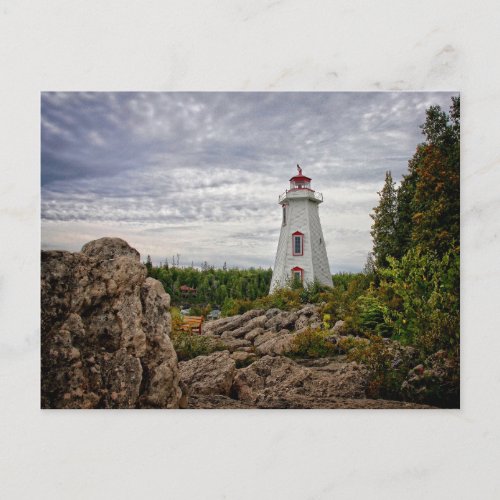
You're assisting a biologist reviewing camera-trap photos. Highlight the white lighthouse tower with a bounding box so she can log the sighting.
[270,165,333,292]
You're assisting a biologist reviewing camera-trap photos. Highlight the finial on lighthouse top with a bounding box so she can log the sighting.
[289,164,312,190]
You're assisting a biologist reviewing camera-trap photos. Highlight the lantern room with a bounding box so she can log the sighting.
[289,164,312,190]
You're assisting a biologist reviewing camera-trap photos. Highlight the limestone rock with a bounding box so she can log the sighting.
[265,308,281,319]
[232,355,370,407]
[220,314,268,339]
[294,315,309,331]
[230,351,257,368]
[81,236,140,261]
[333,320,346,334]
[265,310,299,332]
[205,309,264,337]
[201,316,236,336]
[179,351,236,397]
[297,304,318,317]
[255,332,296,356]
[244,327,265,342]
[253,330,279,347]
[218,337,252,352]
[41,238,183,409]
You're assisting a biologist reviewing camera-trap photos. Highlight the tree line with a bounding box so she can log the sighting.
[146,262,273,313]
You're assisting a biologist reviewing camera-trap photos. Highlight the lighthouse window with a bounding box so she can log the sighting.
[292,233,303,256]
[294,236,301,254]
[282,205,287,225]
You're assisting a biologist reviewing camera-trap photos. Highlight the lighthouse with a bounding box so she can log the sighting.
[270,165,333,292]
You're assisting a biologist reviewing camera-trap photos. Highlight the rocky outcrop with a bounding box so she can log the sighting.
[202,309,264,337]
[201,304,323,357]
[41,237,183,409]
[255,331,296,356]
[178,351,236,397]
[232,355,370,407]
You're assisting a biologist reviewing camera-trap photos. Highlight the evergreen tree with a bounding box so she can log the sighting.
[411,97,460,255]
[370,171,398,268]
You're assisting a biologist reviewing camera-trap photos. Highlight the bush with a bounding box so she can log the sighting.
[170,330,227,361]
[287,328,336,358]
[380,247,460,355]
[320,273,373,335]
[221,297,255,317]
[355,295,393,337]
[253,287,302,311]
[344,333,414,400]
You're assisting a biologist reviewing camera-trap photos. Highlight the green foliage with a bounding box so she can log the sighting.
[355,295,393,337]
[253,287,302,311]
[379,247,460,355]
[411,140,459,255]
[321,273,373,332]
[298,280,331,304]
[370,171,399,268]
[344,96,460,405]
[345,333,413,400]
[221,297,255,317]
[170,330,227,361]
[147,264,273,309]
[288,328,336,358]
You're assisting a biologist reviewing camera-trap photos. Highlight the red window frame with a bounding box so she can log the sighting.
[292,231,304,256]
[291,266,304,282]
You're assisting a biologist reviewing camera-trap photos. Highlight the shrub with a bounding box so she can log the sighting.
[321,273,373,329]
[170,330,227,361]
[221,298,255,317]
[170,306,184,331]
[355,295,393,337]
[287,328,336,358]
[344,333,414,400]
[253,287,302,311]
[380,247,460,355]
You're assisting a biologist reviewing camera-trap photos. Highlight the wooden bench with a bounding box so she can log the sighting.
[180,315,204,335]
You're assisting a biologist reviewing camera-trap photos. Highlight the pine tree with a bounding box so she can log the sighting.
[370,171,398,268]
[411,96,460,255]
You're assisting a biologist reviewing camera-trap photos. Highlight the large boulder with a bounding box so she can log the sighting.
[81,237,140,261]
[41,238,183,409]
[178,351,236,397]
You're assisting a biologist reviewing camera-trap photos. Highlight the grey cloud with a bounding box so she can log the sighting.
[41,91,458,272]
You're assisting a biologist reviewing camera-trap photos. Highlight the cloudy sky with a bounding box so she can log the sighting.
[41,91,457,272]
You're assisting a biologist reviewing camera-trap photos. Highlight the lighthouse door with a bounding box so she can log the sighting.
[291,266,304,283]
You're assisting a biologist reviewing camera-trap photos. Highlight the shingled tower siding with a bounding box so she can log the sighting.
[270,167,333,293]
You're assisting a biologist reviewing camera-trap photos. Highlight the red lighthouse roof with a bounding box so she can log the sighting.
[289,164,311,182]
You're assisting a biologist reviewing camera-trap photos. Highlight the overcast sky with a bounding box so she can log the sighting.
[41,91,457,272]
